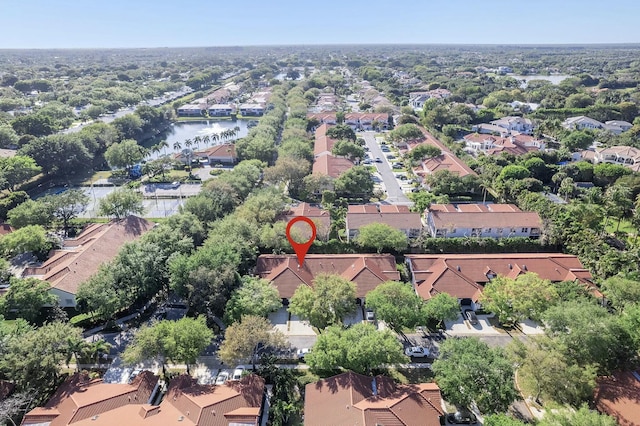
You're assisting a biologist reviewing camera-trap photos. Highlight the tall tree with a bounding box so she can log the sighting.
[218,315,285,367]
[0,156,41,192]
[0,277,56,323]
[334,166,374,200]
[224,276,282,325]
[97,187,144,219]
[365,281,428,337]
[480,273,559,325]
[354,223,408,253]
[288,274,356,330]
[432,337,518,414]
[42,189,90,236]
[104,139,146,172]
[305,323,407,374]
[537,405,617,426]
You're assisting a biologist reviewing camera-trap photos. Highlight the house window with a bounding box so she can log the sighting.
[497,228,503,234]
[521,228,528,233]
[484,228,492,233]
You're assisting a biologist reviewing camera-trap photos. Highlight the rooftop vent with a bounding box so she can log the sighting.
[456,265,461,271]
[523,264,527,271]
[508,264,512,269]
[92,416,99,421]
[178,416,184,421]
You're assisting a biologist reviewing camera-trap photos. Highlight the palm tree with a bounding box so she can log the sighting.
[184,138,193,149]
[90,340,112,364]
[194,136,202,150]
[203,135,211,147]
[173,141,182,152]
[151,144,162,157]
[211,132,219,144]
[66,337,91,372]
[158,140,169,155]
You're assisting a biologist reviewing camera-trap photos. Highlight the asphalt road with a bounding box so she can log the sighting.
[360,131,411,204]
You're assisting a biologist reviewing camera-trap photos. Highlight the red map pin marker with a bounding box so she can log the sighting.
[286,217,317,267]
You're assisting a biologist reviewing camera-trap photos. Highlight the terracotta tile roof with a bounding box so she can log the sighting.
[312,154,354,178]
[307,112,337,123]
[195,143,236,160]
[463,133,542,156]
[595,370,640,426]
[255,254,400,299]
[22,373,264,426]
[279,203,331,240]
[0,223,14,235]
[427,203,541,230]
[406,253,595,302]
[314,124,338,156]
[22,216,154,296]
[304,371,442,426]
[347,204,422,231]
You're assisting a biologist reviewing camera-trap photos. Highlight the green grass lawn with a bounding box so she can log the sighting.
[604,218,636,235]
[81,170,113,185]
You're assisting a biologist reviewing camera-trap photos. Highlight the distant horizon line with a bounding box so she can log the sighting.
[1,42,640,51]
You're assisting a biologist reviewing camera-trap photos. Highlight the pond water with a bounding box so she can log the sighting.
[145,119,253,159]
[510,74,572,88]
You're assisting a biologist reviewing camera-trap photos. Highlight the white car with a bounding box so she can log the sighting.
[215,371,230,385]
[405,346,430,357]
[232,366,246,380]
[297,348,311,360]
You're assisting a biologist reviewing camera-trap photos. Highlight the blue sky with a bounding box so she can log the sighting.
[1,0,639,48]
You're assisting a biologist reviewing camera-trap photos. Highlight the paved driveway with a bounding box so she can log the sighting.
[445,312,503,336]
[360,132,411,205]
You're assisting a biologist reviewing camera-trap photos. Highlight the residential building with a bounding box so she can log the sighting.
[562,116,604,131]
[22,372,265,426]
[255,254,400,300]
[408,89,452,109]
[406,253,595,308]
[470,123,510,136]
[177,104,204,117]
[463,133,545,156]
[239,103,265,116]
[207,104,235,117]
[306,112,337,126]
[346,204,422,241]
[593,145,640,171]
[604,120,633,134]
[22,216,155,308]
[490,116,535,135]
[312,123,355,178]
[425,203,542,238]
[194,143,237,165]
[343,113,389,131]
[594,370,640,426]
[304,371,443,426]
[401,128,476,181]
[279,203,331,241]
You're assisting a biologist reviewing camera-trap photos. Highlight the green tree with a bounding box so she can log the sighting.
[354,223,408,253]
[0,225,50,258]
[42,189,90,236]
[538,405,617,426]
[507,337,597,406]
[104,139,146,172]
[561,131,593,152]
[218,315,285,367]
[432,337,517,414]
[405,144,441,164]
[0,277,56,323]
[480,273,559,325]
[331,140,365,162]
[262,157,311,198]
[97,187,144,219]
[423,293,460,327]
[0,156,41,191]
[388,123,423,143]
[288,274,356,330]
[305,322,408,374]
[0,123,19,148]
[0,322,82,394]
[334,166,374,200]
[18,134,93,177]
[365,281,427,337]
[602,275,640,310]
[7,199,53,229]
[224,276,282,325]
[325,124,356,141]
[163,316,213,374]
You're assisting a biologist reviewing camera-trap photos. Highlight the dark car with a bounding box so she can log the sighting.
[392,163,404,169]
[446,410,478,425]
[375,157,383,163]
[465,310,478,326]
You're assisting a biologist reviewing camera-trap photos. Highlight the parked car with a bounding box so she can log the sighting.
[381,146,390,152]
[215,371,230,385]
[445,410,478,425]
[297,348,311,360]
[362,159,372,164]
[392,163,404,169]
[365,309,375,322]
[386,154,396,159]
[465,310,479,325]
[405,346,430,357]
[396,174,407,180]
[232,366,246,380]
